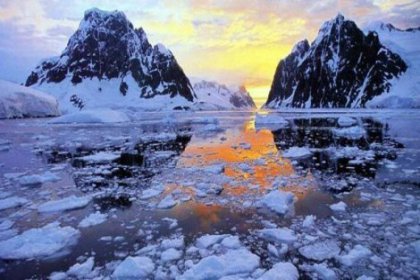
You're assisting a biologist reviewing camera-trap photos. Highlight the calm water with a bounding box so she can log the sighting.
[0,110,419,279]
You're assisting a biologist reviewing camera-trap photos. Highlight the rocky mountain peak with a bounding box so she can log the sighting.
[25,8,195,111]
[264,15,407,109]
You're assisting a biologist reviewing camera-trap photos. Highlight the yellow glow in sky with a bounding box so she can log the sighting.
[0,0,418,104]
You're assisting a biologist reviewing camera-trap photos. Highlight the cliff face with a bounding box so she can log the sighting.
[25,8,195,112]
[264,14,407,109]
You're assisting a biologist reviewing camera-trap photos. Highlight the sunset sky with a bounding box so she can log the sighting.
[0,0,419,105]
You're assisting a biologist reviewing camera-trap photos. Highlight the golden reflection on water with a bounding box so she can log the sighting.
[176,118,317,199]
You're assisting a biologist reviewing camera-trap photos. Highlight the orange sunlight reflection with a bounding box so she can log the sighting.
[176,118,316,201]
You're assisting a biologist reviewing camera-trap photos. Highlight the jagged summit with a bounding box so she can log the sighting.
[25,8,195,112]
[264,15,407,109]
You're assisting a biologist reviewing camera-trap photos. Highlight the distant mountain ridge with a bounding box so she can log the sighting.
[192,80,256,110]
[264,14,408,109]
[25,8,196,113]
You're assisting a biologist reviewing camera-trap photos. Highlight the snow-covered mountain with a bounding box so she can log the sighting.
[364,22,420,108]
[192,80,256,110]
[264,14,407,109]
[25,8,196,113]
[0,80,60,119]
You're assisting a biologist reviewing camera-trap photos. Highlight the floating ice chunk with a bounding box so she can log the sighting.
[78,212,107,228]
[38,195,91,213]
[332,126,365,139]
[161,248,183,262]
[0,222,79,259]
[259,190,295,215]
[305,262,337,280]
[257,228,297,244]
[67,257,95,278]
[337,116,357,127]
[329,201,347,212]
[203,163,225,174]
[302,215,316,228]
[258,262,298,280]
[161,237,184,250]
[338,245,372,266]
[112,256,155,279]
[162,217,179,230]
[298,240,340,261]
[196,234,229,249]
[181,248,260,280]
[79,151,120,163]
[221,236,242,249]
[18,171,60,186]
[141,188,164,199]
[282,147,311,158]
[0,220,14,231]
[0,196,28,211]
[255,113,288,128]
[50,109,129,123]
[157,195,177,209]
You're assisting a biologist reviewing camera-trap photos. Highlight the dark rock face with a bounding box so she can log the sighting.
[265,14,407,108]
[25,8,195,102]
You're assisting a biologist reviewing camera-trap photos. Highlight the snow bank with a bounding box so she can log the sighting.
[282,147,312,158]
[112,256,155,279]
[259,190,295,215]
[181,248,260,279]
[50,109,129,123]
[0,222,79,259]
[0,79,59,119]
[38,195,91,213]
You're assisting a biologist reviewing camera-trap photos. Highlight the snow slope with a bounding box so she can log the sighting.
[0,80,59,119]
[364,22,420,108]
[192,79,256,110]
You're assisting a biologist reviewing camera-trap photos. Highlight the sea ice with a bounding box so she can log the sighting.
[259,190,295,215]
[18,171,60,186]
[330,201,347,212]
[257,228,297,244]
[78,151,120,163]
[196,234,229,249]
[181,248,260,279]
[0,222,79,259]
[161,248,183,262]
[332,126,365,139]
[338,245,372,266]
[0,196,28,211]
[38,195,91,213]
[78,212,107,228]
[282,147,312,158]
[298,240,341,261]
[258,262,299,280]
[112,256,155,279]
[157,195,177,209]
[337,116,357,127]
[50,109,129,123]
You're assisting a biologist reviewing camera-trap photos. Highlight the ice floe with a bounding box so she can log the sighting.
[112,256,155,279]
[0,196,28,211]
[259,190,295,215]
[38,195,91,213]
[0,222,79,259]
[78,212,107,228]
